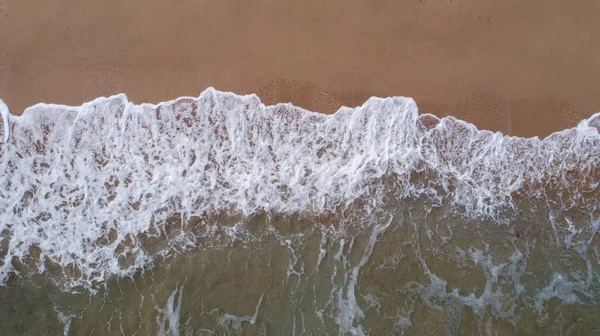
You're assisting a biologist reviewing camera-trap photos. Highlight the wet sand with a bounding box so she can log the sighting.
[1,0,600,137]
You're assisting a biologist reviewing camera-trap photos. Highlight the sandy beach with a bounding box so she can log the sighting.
[1,0,600,137]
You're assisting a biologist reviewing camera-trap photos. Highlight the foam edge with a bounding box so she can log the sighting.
[2,89,600,142]
[0,98,10,142]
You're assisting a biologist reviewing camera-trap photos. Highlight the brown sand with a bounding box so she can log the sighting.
[1,0,599,137]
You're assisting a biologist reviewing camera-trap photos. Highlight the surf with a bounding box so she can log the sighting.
[0,88,599,334]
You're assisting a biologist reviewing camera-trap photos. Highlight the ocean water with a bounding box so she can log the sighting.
[0,88,599,335]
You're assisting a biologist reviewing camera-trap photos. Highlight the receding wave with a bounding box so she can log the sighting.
[1,88,599,334]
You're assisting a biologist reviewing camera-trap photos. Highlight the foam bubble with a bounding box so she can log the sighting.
[0,98,10,143]
[157,284,185,336]
[0,88,598,287]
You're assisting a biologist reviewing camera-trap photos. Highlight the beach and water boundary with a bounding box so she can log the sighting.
[2,0,600,334]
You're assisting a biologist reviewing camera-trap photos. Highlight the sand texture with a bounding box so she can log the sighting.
[1,0,600,137]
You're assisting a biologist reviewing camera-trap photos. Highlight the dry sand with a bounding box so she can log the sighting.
[1,0,599,137]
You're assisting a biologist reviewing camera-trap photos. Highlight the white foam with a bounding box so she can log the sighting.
[0,88,598,287]
[334,216,393,335]
[157,283,185,336]
[217,293,264,329]
[0,98,10,142]
[55,310,76,336]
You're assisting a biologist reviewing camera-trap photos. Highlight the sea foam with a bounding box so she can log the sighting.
[0,88,598,287]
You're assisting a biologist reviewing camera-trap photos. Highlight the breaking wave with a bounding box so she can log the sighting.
[0,88,599,289]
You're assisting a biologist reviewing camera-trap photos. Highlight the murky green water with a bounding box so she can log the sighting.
[2,195,599,335]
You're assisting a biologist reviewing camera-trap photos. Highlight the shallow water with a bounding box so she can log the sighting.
[0,89,599,335]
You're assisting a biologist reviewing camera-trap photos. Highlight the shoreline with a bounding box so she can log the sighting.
[1,1,600,138]
[2,88,599,144]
